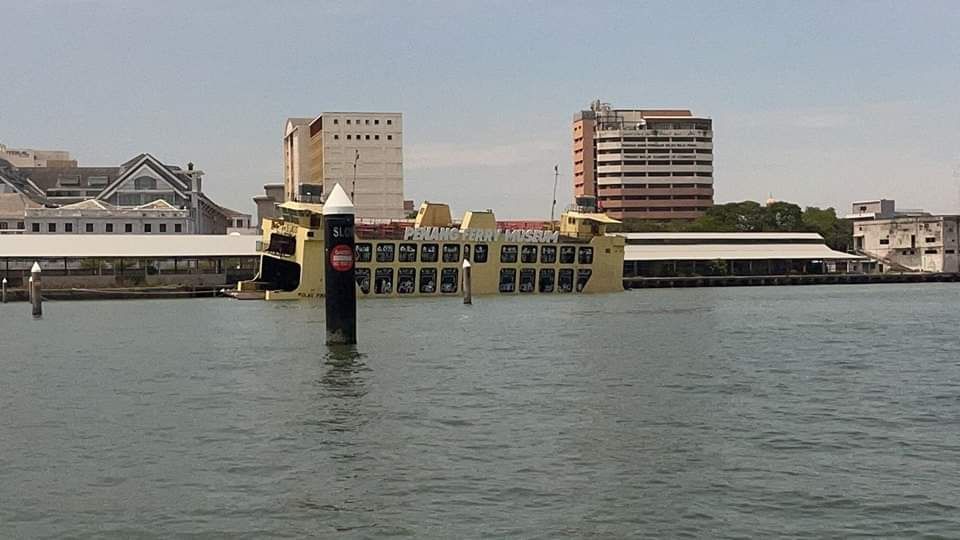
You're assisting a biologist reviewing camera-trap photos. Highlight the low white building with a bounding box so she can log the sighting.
[848,200,960,273]
[24,199,191,234]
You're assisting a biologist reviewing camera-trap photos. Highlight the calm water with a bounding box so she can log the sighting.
[3,284,960,538]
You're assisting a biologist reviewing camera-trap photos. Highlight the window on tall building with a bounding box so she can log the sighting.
[64,223,73,232]
[85,223,94,233]
[365,119,370,125]
[48,223,56,233]
[32,223,40,232]
[346,119,351,124]
[144,223,152,233]
[375,135,380,140]
[333,118,338,124]
[175,224,182,233]
[387,135,393,140]
[106,223,114,233]
[17,221,24,230]
[374,119,380,125]
[387,119,392,125]
[160,224,167,233]
[0,222,7,230]
[125,223,133,233]
[365,135,370,140]
[334,134,339,140]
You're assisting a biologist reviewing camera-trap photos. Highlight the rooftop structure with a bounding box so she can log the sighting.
[0,143,75,168]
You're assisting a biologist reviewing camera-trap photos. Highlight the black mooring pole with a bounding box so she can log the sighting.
[323,183,357,345]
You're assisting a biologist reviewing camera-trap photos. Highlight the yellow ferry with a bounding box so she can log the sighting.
[237,201,625,300]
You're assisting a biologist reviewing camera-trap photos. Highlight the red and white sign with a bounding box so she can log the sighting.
[329,244,354,272]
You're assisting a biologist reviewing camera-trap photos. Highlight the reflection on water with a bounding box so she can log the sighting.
[2,285,960,537]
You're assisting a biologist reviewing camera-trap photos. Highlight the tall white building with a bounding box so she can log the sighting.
[282,112,404,220]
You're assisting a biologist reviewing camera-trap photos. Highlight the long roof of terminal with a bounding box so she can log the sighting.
[0,234,259,258]
[623,235,864,261]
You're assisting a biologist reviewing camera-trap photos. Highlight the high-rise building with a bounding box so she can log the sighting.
[573,101,714,221]
[283,112,404,220]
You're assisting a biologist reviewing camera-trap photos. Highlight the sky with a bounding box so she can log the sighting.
[1,0,959,218]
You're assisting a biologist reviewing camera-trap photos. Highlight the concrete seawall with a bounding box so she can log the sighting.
[624,272,960,289]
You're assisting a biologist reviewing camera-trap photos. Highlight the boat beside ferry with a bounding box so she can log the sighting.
[237,201,625,300]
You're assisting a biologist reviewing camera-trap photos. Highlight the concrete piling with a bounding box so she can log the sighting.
[30,262,42,318]
[322,184,357,345]
[462,259,472,305]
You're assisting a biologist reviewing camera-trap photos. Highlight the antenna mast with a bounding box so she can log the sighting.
[550,164,559,223]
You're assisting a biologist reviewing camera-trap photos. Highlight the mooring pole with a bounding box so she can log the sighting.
[323,183,357,345]
[30,262,42,318]
[1,277,6,304]
[462,259,472,305]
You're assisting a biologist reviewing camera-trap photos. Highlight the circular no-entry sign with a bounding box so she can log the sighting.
[330,244,354,271]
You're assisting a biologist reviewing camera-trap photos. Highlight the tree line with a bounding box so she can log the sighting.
[610,201,854,252]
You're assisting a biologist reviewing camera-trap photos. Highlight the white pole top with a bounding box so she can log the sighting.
[462,259,471,268]
[31,262,41,273]
[322,183,355,216]
[1,278,6,284]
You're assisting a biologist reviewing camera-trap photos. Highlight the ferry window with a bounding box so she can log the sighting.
[521,245,538,264]
[500,245,518,263]
[355,243,373,263]
[578,247,594,264]
[421,243,438,262]
[442,244,461,263]
[541,246,557,264]
[397,268,416,294]
[419,268,437,293]
[440,268,459,293]
[539,269,555,293]
[499,268,516,293]
[519,268,536,293]
[267,233,296,256]
[376,243,395,262]
[355,268,371,294]
[374,268,394,294]
[559,246,576,264]
[558,269,574,292]
[576,269,592,292]
[463,244,471,261]
[474,244,488,263]
[398,243,417,262]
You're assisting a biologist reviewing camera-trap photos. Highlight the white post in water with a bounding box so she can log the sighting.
[30,262,42,318]
[462,258,472,305]
[1,277,6,304]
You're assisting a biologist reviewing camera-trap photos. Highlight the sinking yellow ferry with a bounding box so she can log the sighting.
[237,201,625,300]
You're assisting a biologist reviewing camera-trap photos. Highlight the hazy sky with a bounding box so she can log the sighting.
[2,1,959,218]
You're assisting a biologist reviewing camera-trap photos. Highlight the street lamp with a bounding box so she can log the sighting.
[352,150,360,203]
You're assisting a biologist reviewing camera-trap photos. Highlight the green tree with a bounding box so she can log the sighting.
[802,206,853,251]
[762,201,805,231]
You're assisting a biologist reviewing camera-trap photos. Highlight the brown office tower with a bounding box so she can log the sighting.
[573,100,714,221]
